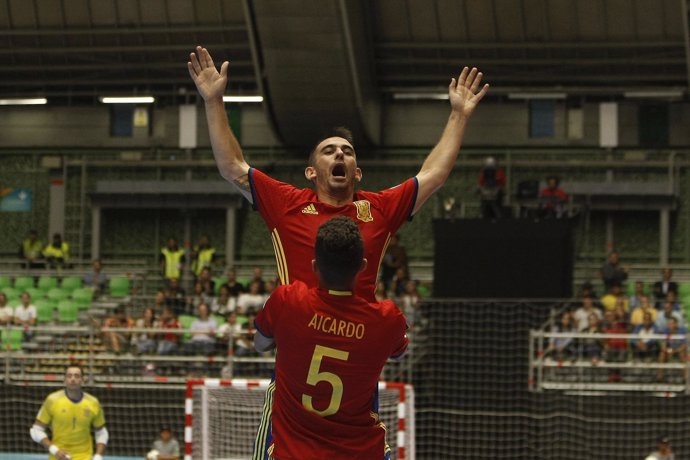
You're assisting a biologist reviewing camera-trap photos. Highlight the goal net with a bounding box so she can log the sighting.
[185,379,415,460]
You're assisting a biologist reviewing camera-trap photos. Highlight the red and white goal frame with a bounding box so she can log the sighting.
[185,378,415,460]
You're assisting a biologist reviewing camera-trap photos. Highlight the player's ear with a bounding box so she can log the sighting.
[355,167,362,182]
[359,258,367,273]
[305,166,316,183]
[311,259,317,273]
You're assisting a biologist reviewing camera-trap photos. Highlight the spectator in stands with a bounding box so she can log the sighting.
[629,280,647,310]
[132,307,158,355]
[217,311,249,356]
[630,296,657,327]
[164,278,187,315]
[579,281,597,300]
[102,306,134,354]
[580,313,603,364]
[631,312,660,361]
[236,280,266,314]
[83,259,108,296]
[188,281,212,312]
[599,250,629,290]
[546,311,577,361]
[264,279,276,297]
[190,235,216,282]
[221,268,245,298]
[250,266,266,294]
[646,435,675,460]
[573,296,603,331]
[147,425,180,460]
[653,267,678,303]
[389,267,410,299]
[657,317,687,382]
[477,156,505,219]
[211,285,235,315]
[0,293,13,326]
[156,306,180,355]
[601,309,628,382]
[14,292,37,340]
[196,267,215,297]
[242,308,258,355]
[399,279,421,329]
[160,237,185,285]
[43,233,70,269]
[539,175,568,219]
[655,301,684,331]
[661,291,682,312]
[152,290,167,315]
[600,282,629,313]
[183,303,217,356]
[381,234,409,294]
[19,229,43,269]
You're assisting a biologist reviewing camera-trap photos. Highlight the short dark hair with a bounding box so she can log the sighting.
[65,364,83,376]
[308,127,355,166]
[315,217,363,288]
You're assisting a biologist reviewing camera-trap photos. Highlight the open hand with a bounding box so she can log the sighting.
[449,67,489,118]
[188,46,229,102]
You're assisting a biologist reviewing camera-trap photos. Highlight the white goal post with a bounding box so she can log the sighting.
[185,378,415,460]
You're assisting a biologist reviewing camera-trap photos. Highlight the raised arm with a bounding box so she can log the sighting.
[188,46,251,197]
[413,67,489,214]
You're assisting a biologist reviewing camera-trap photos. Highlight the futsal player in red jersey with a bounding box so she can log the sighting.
[254,217,408,460]
[188,46,488,459]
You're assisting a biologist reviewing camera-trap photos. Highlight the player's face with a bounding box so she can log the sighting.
[64,367,83,391]
[306,137,362,196]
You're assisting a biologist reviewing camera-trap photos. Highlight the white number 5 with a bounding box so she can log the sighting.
[302,344,350,417]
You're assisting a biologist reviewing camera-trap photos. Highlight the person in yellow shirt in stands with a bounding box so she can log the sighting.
[43,233,70,269]
[600,282,629,312]
[20,229,44,269]
[160,237,185,286]
[30,365,108,460]
[190,235,216,281]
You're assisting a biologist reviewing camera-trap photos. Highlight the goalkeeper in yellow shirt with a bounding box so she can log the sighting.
[30,365,108,460]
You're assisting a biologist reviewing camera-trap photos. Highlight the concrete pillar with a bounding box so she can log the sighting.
[660,207,670,266]
[226,207,236,267]
[90,206,101,260]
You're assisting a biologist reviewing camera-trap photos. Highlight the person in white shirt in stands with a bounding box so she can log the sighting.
[235,280,265,314]
[0,293,14,326]
[573,296,603,331]
[83,259,108,296]
[14,292,37,340]
[183,303,217,356]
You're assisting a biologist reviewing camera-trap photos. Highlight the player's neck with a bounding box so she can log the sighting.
[316,188,354,207]
[65,388,83,401]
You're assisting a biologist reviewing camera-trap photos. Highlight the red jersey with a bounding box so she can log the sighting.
[249,168,418,301]
[254,281,408,460]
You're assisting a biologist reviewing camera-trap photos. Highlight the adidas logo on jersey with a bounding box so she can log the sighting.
[301,204,319,215]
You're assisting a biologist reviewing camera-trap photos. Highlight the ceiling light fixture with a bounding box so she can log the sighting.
[392,93,449,101]
[99,96,155,104]
[0,98,48,105]
[507,93,567,100]
[223,95,264,103]
[623,90,684,99]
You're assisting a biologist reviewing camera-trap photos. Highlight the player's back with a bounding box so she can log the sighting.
[255,281,408,459]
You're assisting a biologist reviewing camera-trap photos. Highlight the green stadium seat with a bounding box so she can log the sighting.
[0,276,10,290]
[72,288,94,310]
[213,277,226,295]
[1,329,23,351]
[678,283,690,298]
[47,288,70,303]
[109,276,130,298]
[57,300,78,323]
[13,276,34,291]
[37,276,58,292]
[1,287,20,303]
[236,314,248,327]
[35,299,55,324]
[178,314,196,343]
[25,288,45,301]
[61,276,82,293]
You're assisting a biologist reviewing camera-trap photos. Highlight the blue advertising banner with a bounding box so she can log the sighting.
[0,188,32,212]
